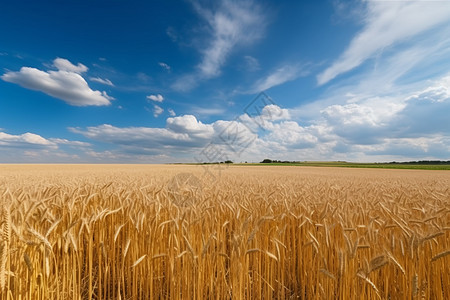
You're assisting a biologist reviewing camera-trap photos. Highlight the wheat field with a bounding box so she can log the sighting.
[0,164,448,299]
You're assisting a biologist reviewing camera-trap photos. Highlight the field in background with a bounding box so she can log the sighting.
[0,164,449,299]
[233,161,450,170]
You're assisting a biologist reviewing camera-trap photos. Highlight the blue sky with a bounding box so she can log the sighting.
[1,0,450,163]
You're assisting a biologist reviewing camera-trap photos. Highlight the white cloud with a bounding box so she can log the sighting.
[136,72,151,82]
[153,105,164,117]
[90,77,114,86]
[159,62,171,71]
[190,107,226,117]
[60,71,450,162]
[0,131,91,149]
[393,77,450,136]
[70,104,314,162]
[0,132,55,148]
[318,1,450,85]
[266,121,317,148]
[196,0,264,77]
[171,74,198,92]
[2,58,113,106]
[5,69,446,163]
[166,26,178,42]
[173,0,265,91]
[261,104,290,121]
[70,114,215,151]
[365,136,450,159]
[251,65,302,93]
[298,72,450,160]
[243,55,260,72]
[147,94,164,102]
[320,99,403,145]
[0,130,92,163]
[166,115,214,138]
[168,108,176,117]
[407,75,450,103]
[48,138,91,147]
[53,58,88,73]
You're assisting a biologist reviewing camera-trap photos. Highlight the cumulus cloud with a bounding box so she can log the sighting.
[147,94,164,102]
[261,104,290,121]
[53,58,88,73]
[265,121,318,148]
[70,114,215,150]
[319,74,450,144]
[0,132,56,148]
[407,75,450,103]
[0,130,92,162]
[0,131,91,149]
[90,77,114,86]
[318,1,450,85]
[68,102,332,163]
[8,71,446,163]
[2,58,113,106]
[167,115,214,138]
[301,72,450,162]
[393,77,450,136]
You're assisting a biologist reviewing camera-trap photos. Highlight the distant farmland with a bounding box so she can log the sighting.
[0,164,448,299]
[234,161,450,170]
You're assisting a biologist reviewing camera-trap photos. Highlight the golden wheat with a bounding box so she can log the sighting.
[0,164,448,299]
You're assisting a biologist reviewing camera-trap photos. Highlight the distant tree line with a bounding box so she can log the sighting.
[259,159,450,165]
[201,160,233,164]
[260,159,299,164]
[387,160,450,165]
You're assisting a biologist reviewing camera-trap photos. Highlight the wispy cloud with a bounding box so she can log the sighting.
[171,74,197,93]
[318,1,450,85]
[195,0,263,77]
[166,26,178,42]
[243,55,260,72]
[2,58,113,106]
[147,94,164,102]
[90,77,114,86]
[172,0,266,91]
[250,64,304,93]
[153,104,164,117]
[189,106,226,117]
[158,62,171,72]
